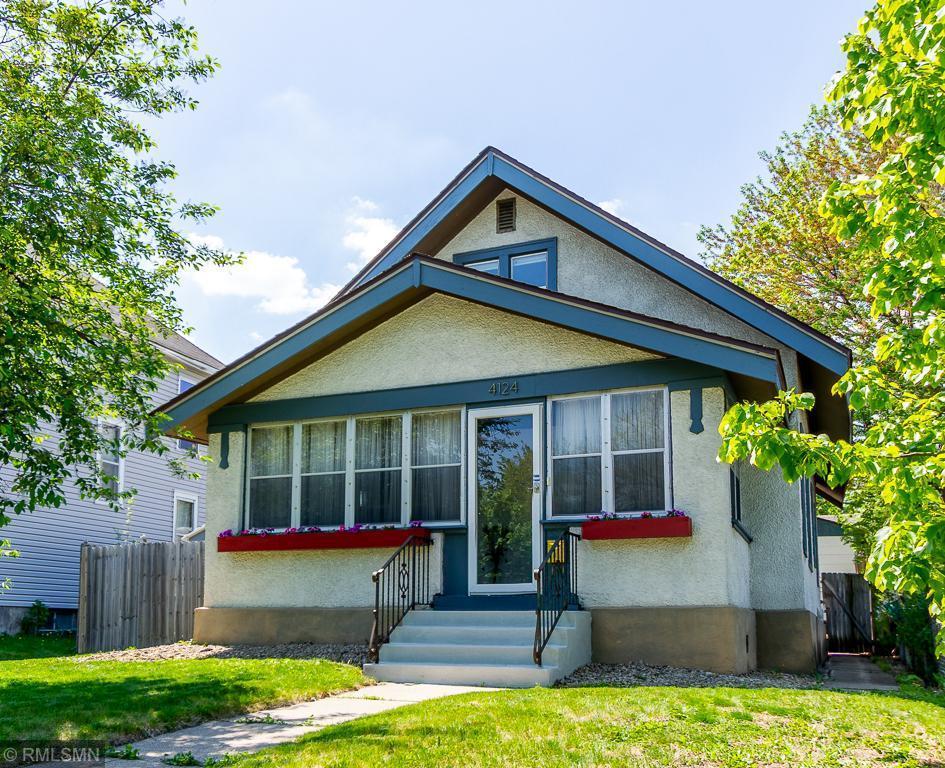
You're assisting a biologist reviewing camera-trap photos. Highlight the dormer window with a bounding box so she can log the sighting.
[454,238,557,291]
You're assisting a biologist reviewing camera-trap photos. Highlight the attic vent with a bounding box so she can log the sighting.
[496,198,516,233]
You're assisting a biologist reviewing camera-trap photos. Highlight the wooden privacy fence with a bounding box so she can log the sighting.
[822,571,874,653]
[77,540,205,653]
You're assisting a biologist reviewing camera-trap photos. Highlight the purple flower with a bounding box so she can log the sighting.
[640,511,653,519]
[218,529,234,538]
[409,520,424,528]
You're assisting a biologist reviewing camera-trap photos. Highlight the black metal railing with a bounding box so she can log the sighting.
[533,529,580,665]
[368,535,434,662]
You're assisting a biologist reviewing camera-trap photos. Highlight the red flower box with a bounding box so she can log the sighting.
[582,516,692,540]
[217,528,430,552]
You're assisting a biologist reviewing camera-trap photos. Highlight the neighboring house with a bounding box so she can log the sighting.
[0,333,222,634]
[817,516,860,574]
[161,147,851,684]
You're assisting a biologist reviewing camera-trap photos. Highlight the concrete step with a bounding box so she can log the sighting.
[379,640,565,666]
[365,610,592,688]
[403,610,539,628]
[363,660,561,688]
[391,623,561,646]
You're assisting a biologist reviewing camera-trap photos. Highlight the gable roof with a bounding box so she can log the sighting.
[159,255,788,442]
[341,147,851,377]
[153,331,224,372]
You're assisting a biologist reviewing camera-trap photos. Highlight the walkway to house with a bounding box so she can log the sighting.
[53,682,493,767]
[824,653,899,691]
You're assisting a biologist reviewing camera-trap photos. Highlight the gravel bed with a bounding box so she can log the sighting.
[77,641,368,666]
[558,661,818,690]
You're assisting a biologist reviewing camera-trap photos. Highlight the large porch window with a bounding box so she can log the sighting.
[246,409,463,530]
[549,387,670,518]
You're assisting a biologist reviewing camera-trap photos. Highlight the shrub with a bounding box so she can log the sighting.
[877,594,938,684]
[20,601,50,635]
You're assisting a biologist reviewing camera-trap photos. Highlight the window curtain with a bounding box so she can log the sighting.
[411,412,461,522]
[301,421,346,526]
[551,398,601,516]
[611,391,663,450]
[249,425,293,529]
[611,391,665,512]
[355,416,401,524]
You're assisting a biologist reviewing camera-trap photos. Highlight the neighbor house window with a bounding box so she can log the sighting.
[245,409,463,530]
[177,375,198,451]
[548,388,669,517]
[453,238,557,290]
[98,422,122,494]
[173,492,197,539]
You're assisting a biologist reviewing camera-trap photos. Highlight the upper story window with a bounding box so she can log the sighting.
[177,375,198,451]
[245,408,463,530]
[98,422,122,494]
[173,492,198,539]
[453,238,557,291]
[800,476,818,572]
[548,388,670,518]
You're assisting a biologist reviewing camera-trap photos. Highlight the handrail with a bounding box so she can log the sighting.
[368,534,434,663]
[533,529,580,665]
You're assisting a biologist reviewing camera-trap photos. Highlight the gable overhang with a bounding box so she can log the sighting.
[159,256,786,442]
[341,147,852,381]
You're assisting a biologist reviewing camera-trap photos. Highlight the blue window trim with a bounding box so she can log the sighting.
[453,238,558,291]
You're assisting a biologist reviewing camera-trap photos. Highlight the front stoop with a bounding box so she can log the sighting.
[363,609,591,688]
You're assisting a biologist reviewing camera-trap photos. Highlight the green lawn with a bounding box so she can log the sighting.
[221,684,945,768]
[0,636,365,745]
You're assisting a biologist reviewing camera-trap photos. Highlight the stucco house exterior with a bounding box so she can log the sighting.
[160,148,850,685]
[0,333,221,634]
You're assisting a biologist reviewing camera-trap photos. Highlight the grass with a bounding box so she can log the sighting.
[0,635,365,745]
[218,684,945,768]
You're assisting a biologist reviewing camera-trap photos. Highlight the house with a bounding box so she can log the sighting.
[817,516,859,574]
[0,333,222,634]
[159,148,850,685]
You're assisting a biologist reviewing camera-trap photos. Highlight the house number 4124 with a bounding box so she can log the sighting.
[489,380,519,396]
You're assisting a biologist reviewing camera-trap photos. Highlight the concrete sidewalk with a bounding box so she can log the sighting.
[56,682,493,767]
[824,653,899,691]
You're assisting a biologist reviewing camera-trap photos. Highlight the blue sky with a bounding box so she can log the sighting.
[157,1,867,363]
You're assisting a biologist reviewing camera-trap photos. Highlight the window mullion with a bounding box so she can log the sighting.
[402,412,411,526]
[345,416,355,527]
[601,394,613,513]
[291,423,302,527]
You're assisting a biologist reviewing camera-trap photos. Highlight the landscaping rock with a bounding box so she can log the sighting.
[77,641,368,666]
[558,661,817,690]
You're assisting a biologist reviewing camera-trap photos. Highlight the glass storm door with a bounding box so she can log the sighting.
[467,404,542,593]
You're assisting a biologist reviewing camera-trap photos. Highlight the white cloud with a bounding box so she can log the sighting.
[342,197,399,272]
[186,234,340,316]
[596,198,626,217]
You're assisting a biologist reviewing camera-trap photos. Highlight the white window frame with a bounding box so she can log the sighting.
[546,386,672,520]
[244,407,466,531]
[172,490,198,540]
[96,418,124,498]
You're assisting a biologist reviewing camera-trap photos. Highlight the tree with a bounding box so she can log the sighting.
[717,0,945,649]
[698,107,911,560]
[0,1,233,534]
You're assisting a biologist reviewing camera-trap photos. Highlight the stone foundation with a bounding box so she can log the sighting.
[193,606,373,645]
[590,606,757,674]
[755,609,824,673]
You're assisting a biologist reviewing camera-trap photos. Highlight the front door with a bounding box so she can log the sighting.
[467,404,542,594]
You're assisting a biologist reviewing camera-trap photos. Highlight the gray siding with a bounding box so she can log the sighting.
[0,365,210,610]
